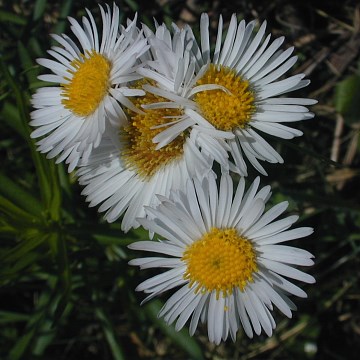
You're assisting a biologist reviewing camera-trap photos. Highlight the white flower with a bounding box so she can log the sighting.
[30,4,148,172]
[76,90,212,232]
[77,22,213,232]
[129,172,315,344]
[139,14,317,176]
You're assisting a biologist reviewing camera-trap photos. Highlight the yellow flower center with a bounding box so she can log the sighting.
[194,64,256,131]
[121,82,185,179]
[61,50,111,117]
[182,228,258,299]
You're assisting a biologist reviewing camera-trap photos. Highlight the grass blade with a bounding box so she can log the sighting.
[144,300,204,360]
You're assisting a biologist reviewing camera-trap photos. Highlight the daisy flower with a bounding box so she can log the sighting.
[77,113,211,232]
[139,14,317,176]
[77,23,213,232]
[129,172,315,344]
[30,4,148,172]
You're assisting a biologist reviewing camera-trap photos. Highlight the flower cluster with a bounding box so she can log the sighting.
[31,4,316,344]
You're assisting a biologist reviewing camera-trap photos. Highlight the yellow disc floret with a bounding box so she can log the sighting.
[62,50,111,117]
[182,227,258,299]
[194,64,256,131]
[121,82,185,179]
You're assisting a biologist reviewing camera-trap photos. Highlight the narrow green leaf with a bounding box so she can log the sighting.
[124,0,139,11]
[0,223,19,236]
[93,232,136,246]
[0,58,59,214]
[33,292,73,356]
[52,234,72,323]
[0,251,42,284]
[29,80,52,89]
[0,102,27,139]
[17,41,38,85]
[0,195,40,226]
[0,173,43,217]
[8,326,36,360]
[95,307,126,360]
[0,311,30,324]
[0,90,10,101]
[1,231,45,264]
[144,300,204,360]
[335,74,360,123]
[28,36,43,59]
[52,0,73,35]
[68,224,141,246]
[43,159,62,222]
[7,287,54,360]
[33,0,47,21]
[57,163,72,201]
[0,10,26,25]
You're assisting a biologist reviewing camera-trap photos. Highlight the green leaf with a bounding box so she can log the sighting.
[52,0,73,35]
[0,10,26,25]
[0,195,40,226]
[1,230,45,264]
[335,74,360,124]
[0,311,30,324]
[0,58,62,221]
[95,307,126,360]
[68,223,144,247]
[33,0,47,22]
[124,0,139,11]
[32,291,73,356]
[50,233,72,323]
[7,284,59,360]
[18,41,38,85]
[45,160,62,222]
[0,251,41,284]
[0,97,28,141]
[8,326,36,360]
[0,173,43,217]
[144,300,204,360]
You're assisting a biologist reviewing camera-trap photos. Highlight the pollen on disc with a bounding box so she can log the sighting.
[121,81,185,179]
[182,227,258,298]
[194,64,256,131]
[61,50,111,117]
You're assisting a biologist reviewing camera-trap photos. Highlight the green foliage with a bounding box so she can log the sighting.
[335,72,360,124]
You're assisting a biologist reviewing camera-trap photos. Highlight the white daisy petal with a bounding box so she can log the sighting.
[251,121,303,139]
[175,292,203,331]
[200,13,210,64]
[236,21,267,73]
[189,293,209,336]
[257,227,314,245]
[235,288,254,338]
[77,78,213,231]
[137,14,315,175]
[129,257,182,270]
[209,292,225,344]
[30,5,148,171]
[251,215,299,239]
[245,36,284,79]
[259,258,315,283]
[247,288,273,336]
[160,285,194,320]
[130,174,315,343]
[244,201,289,237]
[260,245,315,266]
[242,290,262,335]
